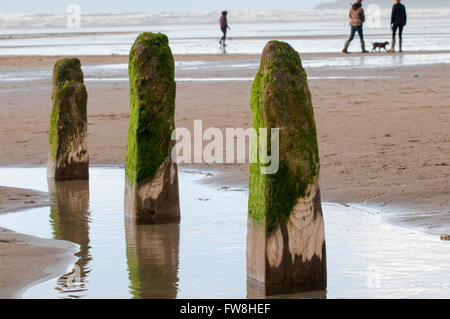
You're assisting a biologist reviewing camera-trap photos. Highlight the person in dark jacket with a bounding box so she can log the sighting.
[219,11,231,46]
[342,0,369,54]
[390,0,407,52]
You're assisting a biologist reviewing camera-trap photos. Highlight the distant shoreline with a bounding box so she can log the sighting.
[315,0,450,10]
[1,8,450,30]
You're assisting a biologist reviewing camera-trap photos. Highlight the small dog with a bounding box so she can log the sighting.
[372,41,389,53]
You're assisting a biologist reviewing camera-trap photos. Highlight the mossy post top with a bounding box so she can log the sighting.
[126,32,176,184]
[249,40,320,232]
[49,58,87,161]
[128,32,174,82]
[52,58,84,87]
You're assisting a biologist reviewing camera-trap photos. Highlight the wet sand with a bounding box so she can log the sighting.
[0,52,449,297]
[0,187,48,214]
[2,50,450,67]
[1,53,448,212]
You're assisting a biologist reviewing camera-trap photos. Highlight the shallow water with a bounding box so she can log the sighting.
[0,167,448,299]
[3,52,449,85]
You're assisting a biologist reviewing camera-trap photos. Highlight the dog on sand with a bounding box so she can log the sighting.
[372,41,390,52]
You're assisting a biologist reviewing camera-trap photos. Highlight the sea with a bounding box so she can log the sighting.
[1,9,450,55]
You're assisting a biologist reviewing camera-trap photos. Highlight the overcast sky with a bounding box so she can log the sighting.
[2,0,327,14]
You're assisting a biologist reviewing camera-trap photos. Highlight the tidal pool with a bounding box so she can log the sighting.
[0,167,448,299]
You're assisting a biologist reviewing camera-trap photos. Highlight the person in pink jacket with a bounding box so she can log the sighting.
[219,11,231,46]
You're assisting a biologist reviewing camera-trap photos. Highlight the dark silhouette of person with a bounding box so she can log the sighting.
[219,11,231,46]
[390,0,407,52]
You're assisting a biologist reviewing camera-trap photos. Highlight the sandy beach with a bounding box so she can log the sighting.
[1,53,449,207]
[0,51,449,297]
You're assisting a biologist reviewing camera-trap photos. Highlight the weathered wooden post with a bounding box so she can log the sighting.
[124,32,180,224]
[48,58,89,180]
[247,41,326,295]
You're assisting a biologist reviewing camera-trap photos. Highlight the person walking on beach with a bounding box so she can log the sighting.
[390,0,407,52]
[342,0,369,54]
[219,11,231,46]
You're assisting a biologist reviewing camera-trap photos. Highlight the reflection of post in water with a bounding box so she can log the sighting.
[125,219,180,299]
[48,179,91,297]
[247,277,327,299]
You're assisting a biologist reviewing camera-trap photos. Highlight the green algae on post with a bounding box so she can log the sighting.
[48,58,89,181]
[247,41,326,294]
[124,32,180,224]
[249,40,319,231]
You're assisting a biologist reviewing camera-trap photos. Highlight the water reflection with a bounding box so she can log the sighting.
[1,168,448,298]
[125,220,180,299]
[48,179,91,298]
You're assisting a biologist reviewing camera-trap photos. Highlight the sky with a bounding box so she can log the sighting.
[1,0,327,14]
